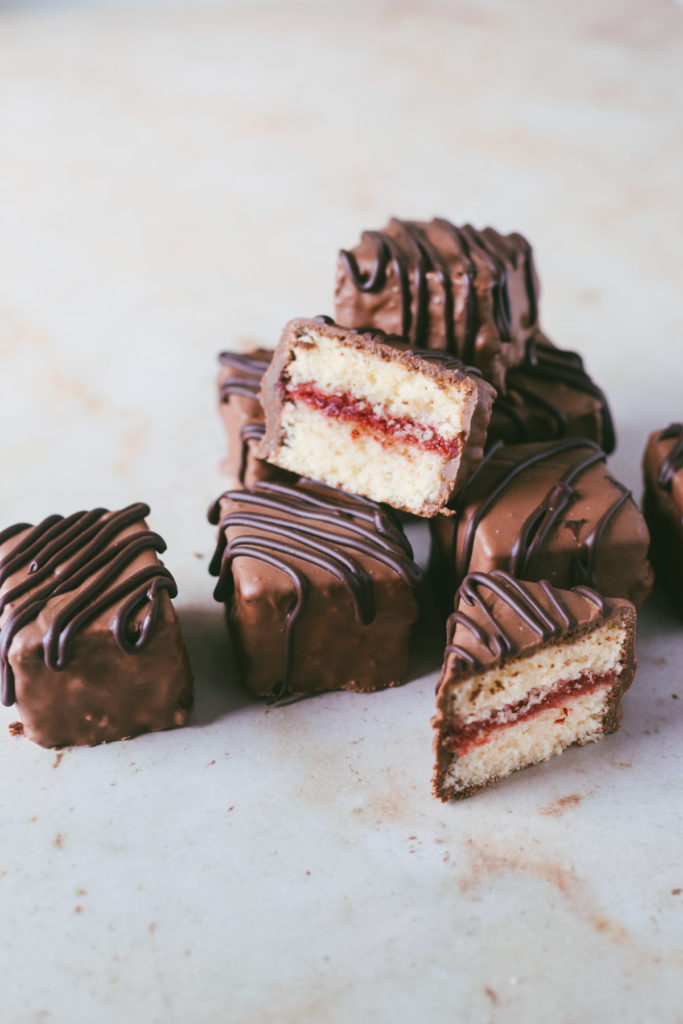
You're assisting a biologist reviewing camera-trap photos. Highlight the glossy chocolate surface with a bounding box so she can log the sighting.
[488,335,616,453]
[432,439,653,607]
[209,479,422,699]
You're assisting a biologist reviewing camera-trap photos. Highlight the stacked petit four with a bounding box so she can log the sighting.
[212,216,653,798]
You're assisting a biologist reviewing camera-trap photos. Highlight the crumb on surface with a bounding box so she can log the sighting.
[8,721,23,737]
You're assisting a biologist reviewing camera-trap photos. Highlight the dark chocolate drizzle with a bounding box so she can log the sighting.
[218,350,270,403]
[339,219,534,360]
[432,219,478,361]
[0,504,177,707]
[339,229,412,339]
[208,481,421,701]
[445,570,609,675]
[237,421,266,484]
[494,336,616,453]
[449,438,634,592]
[657,423,683,490]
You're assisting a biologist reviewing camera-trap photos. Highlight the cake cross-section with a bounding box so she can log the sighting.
[257,317,496,518]
[432,571,637,800]
[0,503,193,747]
[208,480,423,699]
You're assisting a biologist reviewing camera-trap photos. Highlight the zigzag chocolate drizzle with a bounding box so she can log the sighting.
[657,423,683,490]
[339,219,536,360]
[0,503,177,707]
[208,481,421,701]
[495,337,616,453]
[218,350,270,402]
[449,438,634,591]
[444,570,608,675]
[339,228,412,339]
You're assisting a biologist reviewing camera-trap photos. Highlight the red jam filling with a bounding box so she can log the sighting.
[443,670,618,756]
[284,382,462,460]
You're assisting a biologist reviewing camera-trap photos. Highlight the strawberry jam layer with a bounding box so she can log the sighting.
[285,382,462,460]
[443,670,617,756]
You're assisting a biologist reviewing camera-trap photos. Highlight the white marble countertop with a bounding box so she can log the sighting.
[1,1,683,1021]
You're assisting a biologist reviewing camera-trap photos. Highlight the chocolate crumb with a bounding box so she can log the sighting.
[8,722,23,737]
[672,888,681,895]
[559,519,587,540]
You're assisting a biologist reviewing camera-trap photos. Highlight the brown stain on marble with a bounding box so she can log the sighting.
[459,838,630,945]
[484,985,500,1005]
[584,6,681,52]
[43,368,106,415]
[459,838,683,967]
[539,793,583,817]
[365,789,412,825]
[0,305,51,358]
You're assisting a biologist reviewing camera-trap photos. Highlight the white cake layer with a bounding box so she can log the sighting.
[277,404,447,512]
[448,618,627,724]
[445,684,612,794]
[288,329,476,439]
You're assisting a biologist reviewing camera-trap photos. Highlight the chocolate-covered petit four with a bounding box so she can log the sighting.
[431,439,653,607]
[258,317,495,518]
[0,503,193,748]
[209,480,422,699]
[432,571,637,799]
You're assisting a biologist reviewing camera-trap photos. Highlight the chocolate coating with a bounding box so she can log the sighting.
[208,480,422,699]
[488,335,616,453]
[431,439,653,607]
[642,424,683,617]
[0,504,193,747]
[442,571,614,678]
[335,218,540,390]
[217,348,292,488]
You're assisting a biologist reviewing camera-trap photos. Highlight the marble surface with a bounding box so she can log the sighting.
[1,1,683,1021]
